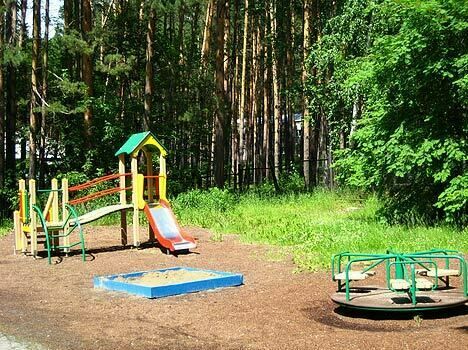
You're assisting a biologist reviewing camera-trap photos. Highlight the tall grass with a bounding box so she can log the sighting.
[173,188,467,270]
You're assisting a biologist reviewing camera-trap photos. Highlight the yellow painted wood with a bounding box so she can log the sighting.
[130,134,168,158]
[51,179,59,222]
[13,211,22,252]
[42,191,54,219]
[159,154,167,201]
[137,174,146,210]
[62,178,70,252]
[29,179,38,256]
[19,180,26,224]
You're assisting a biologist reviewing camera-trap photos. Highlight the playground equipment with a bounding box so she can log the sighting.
[331,249,467,311]
[13,131,196,264]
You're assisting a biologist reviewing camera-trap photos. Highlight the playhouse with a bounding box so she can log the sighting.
[13,131,196,264]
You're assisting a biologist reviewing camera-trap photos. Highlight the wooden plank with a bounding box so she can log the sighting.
[18,180,27,253]
[415,278,433,290]
[51,179,60,247]
[62,178,70,252]
[29,179,37,256]
[70,204,133,225]
[13,211,22,253]
[131,157,140,247]
[118,155,128,246]
[390,279,410,290]
[334,270,373,281]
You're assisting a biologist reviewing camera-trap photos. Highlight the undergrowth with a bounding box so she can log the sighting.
[0,219,12,238]
[173,188,467,271]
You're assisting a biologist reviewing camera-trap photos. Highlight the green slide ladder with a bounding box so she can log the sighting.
[31,204,85,264]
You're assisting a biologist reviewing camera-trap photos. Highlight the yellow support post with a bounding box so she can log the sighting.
[29,179,37,257]
[50,179,60,248]
[13,211,22,253]
[131,156,140,247]
[159,154,167,201]
[51,179,59,222]
[18,180,27,253]
[62,178,70,252]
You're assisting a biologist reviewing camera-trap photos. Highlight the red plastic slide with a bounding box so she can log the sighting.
[143,200,196,252]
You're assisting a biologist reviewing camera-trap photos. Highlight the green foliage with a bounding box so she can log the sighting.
[0,219,13,238]
[173,188,236,229]
[318,0,468,225]
[174,189,467,270]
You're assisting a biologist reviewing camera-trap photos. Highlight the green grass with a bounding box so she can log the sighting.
[0,220,12,238]
[173,188,467,271]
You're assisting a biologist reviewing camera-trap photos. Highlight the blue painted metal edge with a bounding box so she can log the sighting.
[93,266,244,299]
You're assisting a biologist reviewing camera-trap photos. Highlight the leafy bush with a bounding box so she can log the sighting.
[333,0,468,225]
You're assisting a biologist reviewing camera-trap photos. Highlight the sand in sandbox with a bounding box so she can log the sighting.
[114,270,218,286]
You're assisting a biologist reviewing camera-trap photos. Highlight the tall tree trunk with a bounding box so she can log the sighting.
[284,4,294,172]
[263,1,272,181]
[39,0,50,185]
[238,0,249,188]
[144,5,156,130]
[303,0,312,189]
[0,12,4,187]
[309,0,321,188]
[271,1,281,181]
[19,0,27,162]
[213,0,227,187]
[201,0,215,65]
[63,0,74,76]
[29,0,41,179]
[230,0,240,188]
[252,25,260,184]
[6,0,17,182]
[82,0,93,149]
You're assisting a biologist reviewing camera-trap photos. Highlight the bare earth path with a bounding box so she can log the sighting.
[0,226,466,349]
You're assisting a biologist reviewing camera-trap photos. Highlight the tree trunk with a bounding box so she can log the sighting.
[238,0,249,188]
[271,2,281,181]
[230,0,240,188]
[19,0,27,162]
[5,0,17,182]
[0,12,4,186]
[201,0,215,64]
[63,0,74,76]
[303,0,311,189]
[29,0,41,179]
[263,2,272,181]
[144,5,156,130]
[213,0,227,187]
[82,0,93,149]
[40,0,50,185]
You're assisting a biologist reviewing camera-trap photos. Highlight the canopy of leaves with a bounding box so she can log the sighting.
[329,0,467,225]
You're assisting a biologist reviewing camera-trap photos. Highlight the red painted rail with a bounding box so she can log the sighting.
[69,186,132,205]
[69,173,131,192]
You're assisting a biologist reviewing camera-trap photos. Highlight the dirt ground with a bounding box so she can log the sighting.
[0,226,467,350]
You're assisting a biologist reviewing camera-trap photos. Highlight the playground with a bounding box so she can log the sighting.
[0,226,467,349]
[2,132,466,349]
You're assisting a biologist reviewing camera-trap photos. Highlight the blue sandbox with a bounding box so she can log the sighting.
[93,267,243,298]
